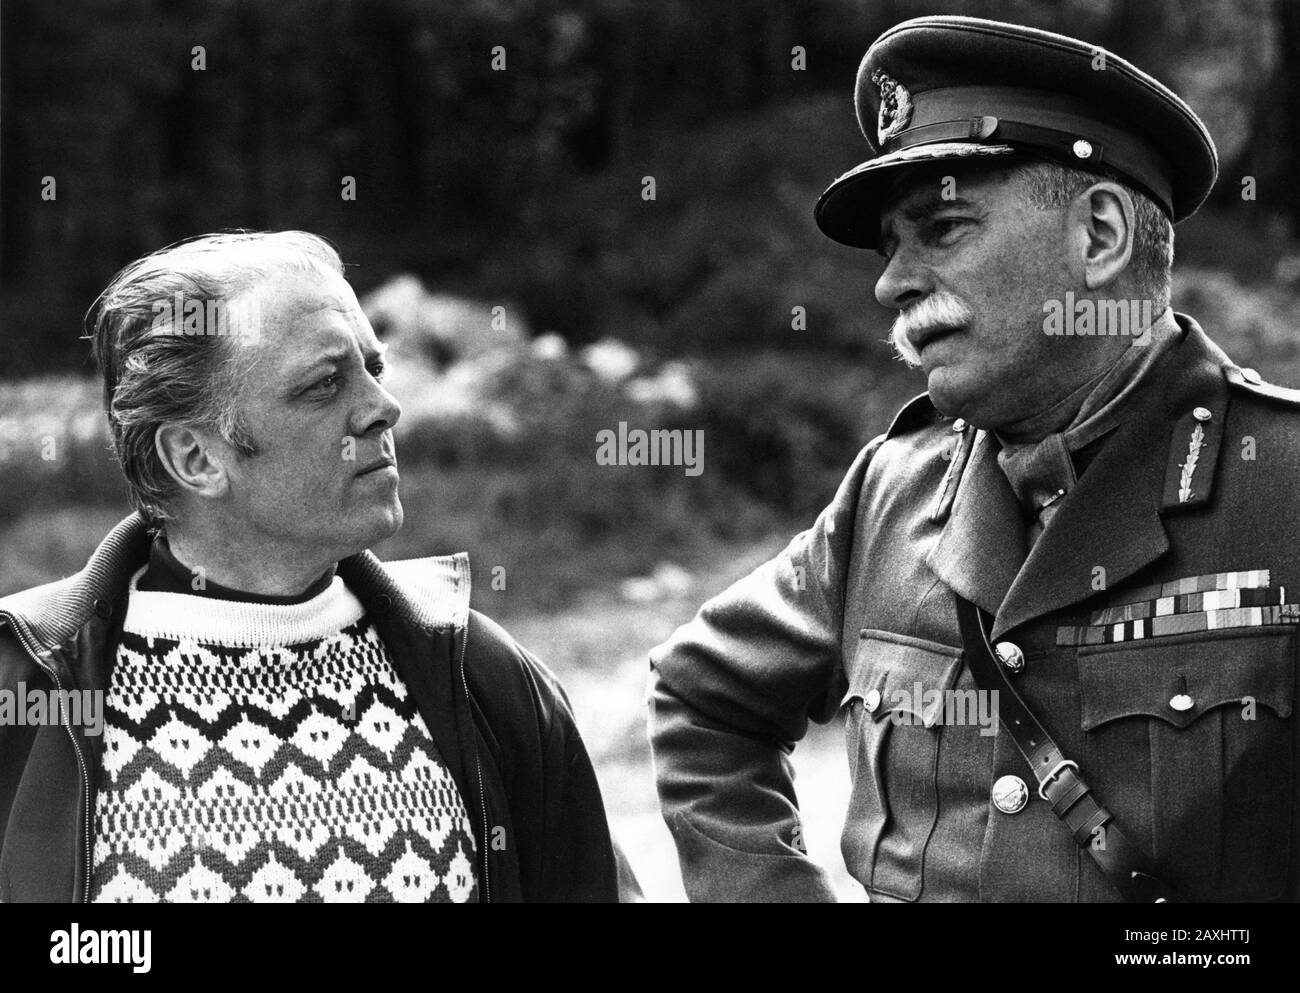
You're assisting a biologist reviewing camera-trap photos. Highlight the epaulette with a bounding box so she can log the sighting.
[885,391,943,438]
[1224,366,1300,406]
[1159,364,1300,511]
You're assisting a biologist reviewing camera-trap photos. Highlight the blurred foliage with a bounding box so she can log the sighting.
[0,339,909,604]
[5,248,1299,607]
[3,0,1300,609]
[3,0,1298,376]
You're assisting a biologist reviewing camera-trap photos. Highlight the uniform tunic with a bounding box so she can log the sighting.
[651,313,1300,902]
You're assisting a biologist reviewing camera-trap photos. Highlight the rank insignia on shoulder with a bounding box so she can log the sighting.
[1161,401,1225,510]
[1177,421,1205,503]
[930,421,975,524]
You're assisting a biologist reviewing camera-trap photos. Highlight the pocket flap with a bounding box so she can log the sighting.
[842,629,963,727]
[1079,628,1295,730]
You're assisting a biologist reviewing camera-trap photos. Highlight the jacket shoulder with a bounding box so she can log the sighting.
[0,573,88,659]
[1225,366,1300,408]
[0,575,78,624]
[463,610,571,731]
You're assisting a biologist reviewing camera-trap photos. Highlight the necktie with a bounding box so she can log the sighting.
[994,309,1182,547]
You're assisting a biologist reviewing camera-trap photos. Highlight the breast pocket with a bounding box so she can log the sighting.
[840,629,962,901]
[1079,627,1295,901]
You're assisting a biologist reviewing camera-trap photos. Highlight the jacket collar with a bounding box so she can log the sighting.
[0,512,472,659]
[0,512,482,903]
[926,314,1235,641]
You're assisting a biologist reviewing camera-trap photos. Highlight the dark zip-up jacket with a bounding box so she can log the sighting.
[0,513,622,902]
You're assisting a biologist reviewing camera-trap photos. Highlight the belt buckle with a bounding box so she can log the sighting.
[1037,759,1079,801]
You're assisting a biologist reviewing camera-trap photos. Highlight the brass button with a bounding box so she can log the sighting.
[1072,139,1093,159]
[1169,693,1194,712]
[992,774,1029,814]
[1193,406,1212,422]
[995,641,1025,675]
[952,418,966,432]
[864,688,881,713]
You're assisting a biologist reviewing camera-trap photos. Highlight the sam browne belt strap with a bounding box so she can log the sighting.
[954,593,1181,903]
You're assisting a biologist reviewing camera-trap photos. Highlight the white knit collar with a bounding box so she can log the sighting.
[122,567,365,647]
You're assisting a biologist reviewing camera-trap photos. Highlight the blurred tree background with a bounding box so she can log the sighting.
[3,0,1299,605]
[5,0,1297,375]
[3,0,1299,902]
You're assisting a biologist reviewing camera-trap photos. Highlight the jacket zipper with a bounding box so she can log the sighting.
[456,624,491,903]
[0,609,93,903]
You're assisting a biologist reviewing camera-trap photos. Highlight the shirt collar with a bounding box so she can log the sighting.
[992,307,1183,520]
[995,307,1182,448]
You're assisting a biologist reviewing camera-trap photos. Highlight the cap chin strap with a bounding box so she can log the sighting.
[883,116,1175,220]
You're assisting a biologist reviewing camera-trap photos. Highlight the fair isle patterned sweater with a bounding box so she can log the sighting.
[90,570,478,903]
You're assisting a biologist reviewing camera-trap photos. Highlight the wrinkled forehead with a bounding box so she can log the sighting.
[232,267,383,380]
[250,267,372,340]
[252,264,353,316]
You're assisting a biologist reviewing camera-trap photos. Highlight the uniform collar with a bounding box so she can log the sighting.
[925,313,1235,640]
[994,307,1182,447]
[993,308,1183,525]
[993,313,1233,639]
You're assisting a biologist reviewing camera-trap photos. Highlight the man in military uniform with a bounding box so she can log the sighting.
[649,15,1300,902]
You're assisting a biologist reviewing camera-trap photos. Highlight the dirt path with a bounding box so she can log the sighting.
[501,539,865,902]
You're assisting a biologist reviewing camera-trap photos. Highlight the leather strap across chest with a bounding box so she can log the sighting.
[954,593,1180,902]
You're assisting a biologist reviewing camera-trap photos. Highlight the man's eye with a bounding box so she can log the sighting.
[368,361,386,382]
[312,372,340,393]
[931,218,969,239]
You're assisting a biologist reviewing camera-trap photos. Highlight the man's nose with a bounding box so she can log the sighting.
[874,246,933,311]
[354,378,402,436]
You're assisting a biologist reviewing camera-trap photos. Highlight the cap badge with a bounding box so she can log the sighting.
[872,69,913,144]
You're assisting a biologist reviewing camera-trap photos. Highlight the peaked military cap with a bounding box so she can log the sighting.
[815,15,1219,248]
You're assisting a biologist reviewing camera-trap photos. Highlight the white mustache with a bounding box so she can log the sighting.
[890,294,975,367]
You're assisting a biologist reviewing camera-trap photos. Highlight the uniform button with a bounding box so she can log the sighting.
[1072,139,1093,159]
[1169,693,1194,712]
[1192,406,1212,422]
[992,774,1029,814]
[863,688,881,713]
[952,418,966,433]
[995,641,1025,675]
[1241,367,1262,384]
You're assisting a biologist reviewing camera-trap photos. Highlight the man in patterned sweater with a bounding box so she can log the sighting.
[0,231,629,902]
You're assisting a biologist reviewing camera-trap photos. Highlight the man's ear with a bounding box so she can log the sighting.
[1066,181,1135,292]
[155,424,230,500]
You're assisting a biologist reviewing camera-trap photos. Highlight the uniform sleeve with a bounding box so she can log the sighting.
[648,438,882,902]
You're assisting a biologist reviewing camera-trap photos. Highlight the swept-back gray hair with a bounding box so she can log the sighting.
[1015,160,1174,310]
[88,230,344,522]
